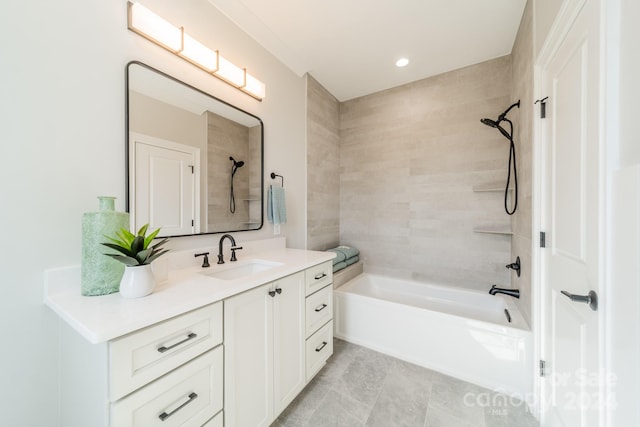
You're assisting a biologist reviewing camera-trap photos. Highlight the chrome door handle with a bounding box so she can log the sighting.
[561,290,598,311]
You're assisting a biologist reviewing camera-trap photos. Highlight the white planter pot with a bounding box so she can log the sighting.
[119,264,156,298]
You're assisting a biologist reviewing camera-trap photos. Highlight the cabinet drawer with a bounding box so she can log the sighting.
[202,410,223,427]
[111,346,223,427]
[110,302,222,400]
[305,285,332,337]
[305,320,333,381]
[305,261,333,296]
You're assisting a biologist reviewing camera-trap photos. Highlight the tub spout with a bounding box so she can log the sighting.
[489,285,520,299]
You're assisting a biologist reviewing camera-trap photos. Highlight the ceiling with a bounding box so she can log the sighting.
[208,0,527,101]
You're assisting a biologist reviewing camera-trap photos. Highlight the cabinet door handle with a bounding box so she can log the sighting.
[158,392,198,421]
[268,290,276,297]
[315,341,327,352]
[275,287,282,294]
[314,303,327,312]
[314,273,327,280]
[157,333,197,353]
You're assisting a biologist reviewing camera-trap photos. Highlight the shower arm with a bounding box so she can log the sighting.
[498,101,521,122]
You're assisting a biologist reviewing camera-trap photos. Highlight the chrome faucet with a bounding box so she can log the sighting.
[489,285,520,299]
[217,234,243,264]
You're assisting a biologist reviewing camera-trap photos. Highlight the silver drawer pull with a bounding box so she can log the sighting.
[158,392,198,421]
[315,341,328,352]
[314,273,327,280]
[157,332,197,353]
[314,303,328,312]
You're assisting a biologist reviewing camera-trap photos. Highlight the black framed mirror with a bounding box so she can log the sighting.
[126,61,263,237]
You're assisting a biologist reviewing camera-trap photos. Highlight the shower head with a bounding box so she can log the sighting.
[229,156,245,167]
[481,117,512,140]
[480,118,499,128]
[480,101,520,140]
[230,156,245,177]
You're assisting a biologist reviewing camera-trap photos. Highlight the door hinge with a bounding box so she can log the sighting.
[540,360,546,377]
[540,231,546,248]
[535,97,549,118]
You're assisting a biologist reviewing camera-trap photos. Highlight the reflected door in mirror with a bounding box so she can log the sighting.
[131,133,198,236]
[126,61,264,237]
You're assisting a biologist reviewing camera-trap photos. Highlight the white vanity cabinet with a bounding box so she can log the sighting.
[304,261,334,380]
[224,262,335,427]
[109,302,224,426]
[224,271,306,427]
[45,244,337,427]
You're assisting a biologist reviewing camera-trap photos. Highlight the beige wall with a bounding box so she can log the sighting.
[306,75,341,250]
[130,91,206,150]
[339,57,514,290]
[510,0,534,326]
[0,0,307,425]
[534,0,567,58]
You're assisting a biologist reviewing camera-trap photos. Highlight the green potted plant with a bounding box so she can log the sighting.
[102,224,169,298]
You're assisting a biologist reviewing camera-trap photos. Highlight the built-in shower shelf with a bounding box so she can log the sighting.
[473,183,514,192]
[473,228,513,236]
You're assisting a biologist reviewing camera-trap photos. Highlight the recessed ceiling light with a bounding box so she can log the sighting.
[395,58,409,68]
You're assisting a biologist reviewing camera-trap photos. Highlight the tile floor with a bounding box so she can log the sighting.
[273,339,538,427]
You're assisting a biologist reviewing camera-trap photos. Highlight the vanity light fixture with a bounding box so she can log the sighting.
[127,2,266,100]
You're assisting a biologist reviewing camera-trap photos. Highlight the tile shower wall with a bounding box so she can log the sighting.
[206,112,261,232]
[510,0,534,326]
[339,57,514,290]
[307,75,341,250]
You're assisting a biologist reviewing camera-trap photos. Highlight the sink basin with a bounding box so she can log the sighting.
[200,259,283,281]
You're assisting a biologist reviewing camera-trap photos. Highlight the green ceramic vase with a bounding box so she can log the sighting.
[81,196,130,296]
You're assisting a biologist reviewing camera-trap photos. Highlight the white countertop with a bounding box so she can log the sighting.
[45,248,335,344]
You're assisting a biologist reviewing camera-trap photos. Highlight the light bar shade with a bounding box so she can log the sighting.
[128,2,182,52]
[244,73,266,99]
[181,33,218,72]
[215,55,246,87]
[127,2,265,100]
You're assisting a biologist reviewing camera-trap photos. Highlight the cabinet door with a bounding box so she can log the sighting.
[224,283,273,427]
[272,272,305,417]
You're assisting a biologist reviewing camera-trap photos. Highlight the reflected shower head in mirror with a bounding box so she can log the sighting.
[229,156,245,177]
[229,157,245,213]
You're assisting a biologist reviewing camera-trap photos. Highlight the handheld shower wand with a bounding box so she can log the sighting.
[480,101,520,215]
[229,157,245,213]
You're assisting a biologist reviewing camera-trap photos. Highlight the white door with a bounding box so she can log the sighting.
[540,0,603,425]
[132,134,197,236]
[224,283,274,427]
[272,272,305,417]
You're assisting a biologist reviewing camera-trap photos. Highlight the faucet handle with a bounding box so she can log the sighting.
[195,252,210,268]
[230,246,243,262]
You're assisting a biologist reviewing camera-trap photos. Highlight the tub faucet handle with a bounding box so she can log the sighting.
[505,256,521,277]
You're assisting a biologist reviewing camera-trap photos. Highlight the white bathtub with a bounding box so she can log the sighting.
[334,273,532,397]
